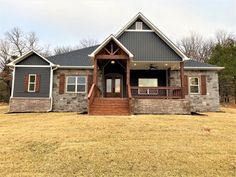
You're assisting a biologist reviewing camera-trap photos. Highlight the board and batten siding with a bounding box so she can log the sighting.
[13,67,51,97]
[118,32,182,61]
[17,53,50,65]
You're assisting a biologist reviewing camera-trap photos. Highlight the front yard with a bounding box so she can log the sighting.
[0,105,235,177]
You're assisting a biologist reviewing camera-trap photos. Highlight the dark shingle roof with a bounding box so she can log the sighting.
[184,60,219,68]
[46,46,222,70]
[47,45,99,66]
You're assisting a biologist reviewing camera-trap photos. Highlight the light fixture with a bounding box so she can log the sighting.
[111,60,115,64]
[134,63,137,66]
[165,63,168,66]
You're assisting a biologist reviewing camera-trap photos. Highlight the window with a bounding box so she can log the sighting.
[138,78,158,94]
[189,77,200,94]
[138,78,158,87]
[66,76,87,93]
[28,74,36,92]
[135,22,143,30]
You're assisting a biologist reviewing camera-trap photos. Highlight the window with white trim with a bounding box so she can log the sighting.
[66,76,87,93]
[135,22,143,30]
[28,74,36,92]
[189,77,200,94]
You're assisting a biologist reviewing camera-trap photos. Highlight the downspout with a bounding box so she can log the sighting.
[47,65,59,112]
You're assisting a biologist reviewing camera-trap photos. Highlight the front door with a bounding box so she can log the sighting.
[105,75,122,97]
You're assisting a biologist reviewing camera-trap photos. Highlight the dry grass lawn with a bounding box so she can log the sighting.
[0,105,235,177]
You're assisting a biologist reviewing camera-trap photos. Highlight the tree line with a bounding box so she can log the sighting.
[0,27,236,103]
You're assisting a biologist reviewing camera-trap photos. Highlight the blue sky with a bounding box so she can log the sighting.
[0,0,235,48]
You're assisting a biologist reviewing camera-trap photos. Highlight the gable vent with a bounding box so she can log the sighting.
[135,22,143,30]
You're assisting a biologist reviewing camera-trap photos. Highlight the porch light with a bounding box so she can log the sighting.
[111,60,115,64]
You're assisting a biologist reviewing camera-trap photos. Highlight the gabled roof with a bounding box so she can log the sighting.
[88,35,134,59]
[7,50,55,67]
[115,12,188,61]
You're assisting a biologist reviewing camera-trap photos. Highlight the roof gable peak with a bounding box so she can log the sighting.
[115,13,189,61]
[88,35,134,59]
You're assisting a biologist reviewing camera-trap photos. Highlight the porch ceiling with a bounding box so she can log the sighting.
[130,61,180,70]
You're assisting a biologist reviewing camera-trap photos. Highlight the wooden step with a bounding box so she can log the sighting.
[89,98,130,116]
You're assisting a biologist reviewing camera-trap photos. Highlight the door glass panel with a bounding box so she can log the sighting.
[115,79,121,93]
[106,79,112,93]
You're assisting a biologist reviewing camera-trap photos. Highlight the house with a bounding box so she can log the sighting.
[7,13,223,115]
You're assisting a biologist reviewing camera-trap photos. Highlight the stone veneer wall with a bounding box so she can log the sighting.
[170,70,220,112]
[133,99,190,114]
[52,69,93,112]
[9,97,51,112]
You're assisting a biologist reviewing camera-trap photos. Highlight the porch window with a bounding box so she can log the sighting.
[189,77,200,94]
[66,76,87,93]
[138,78,158,94]
[28,74,36,92]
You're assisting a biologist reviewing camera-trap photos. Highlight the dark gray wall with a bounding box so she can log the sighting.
[17,53,50,65]
[13,67,51,97]
[128,18,151,30]
[118,32,182,61]
[130,70,167,87]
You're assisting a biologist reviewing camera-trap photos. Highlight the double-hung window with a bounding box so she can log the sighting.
[66,76,86,93]
[189,77,200,94]
[28,74,36,92]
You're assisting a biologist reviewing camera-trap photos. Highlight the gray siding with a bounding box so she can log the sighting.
[118,32,182,61]
[128,18,151,30]
[17,53,50,65]
[13,67,51,97]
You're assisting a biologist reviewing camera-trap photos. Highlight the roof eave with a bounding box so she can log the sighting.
[184,67,224,71]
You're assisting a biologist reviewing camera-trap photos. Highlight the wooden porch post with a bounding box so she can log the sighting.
[180,61,184,98]
[93,57,98,85]
[126,60,130,87]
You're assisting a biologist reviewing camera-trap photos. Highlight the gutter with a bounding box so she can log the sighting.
[184,67,224,71]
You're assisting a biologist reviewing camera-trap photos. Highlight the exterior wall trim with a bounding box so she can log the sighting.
[10,67,15,98]
[184,67,224,71]
[125,29,154,32]
[58,66,93,69]
[14,65,52,68]
[7,50,55,67]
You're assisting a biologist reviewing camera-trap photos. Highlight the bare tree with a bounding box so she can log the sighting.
[6,27,26,56]
[177,32,214,62]
[215,30,236,46]
[26,31,43,52]
[79,38,98,48]
[53,46,77,55]
[53,38,98,55]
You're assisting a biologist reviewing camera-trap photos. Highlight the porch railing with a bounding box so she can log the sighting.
[88,84,97,113]
[131,86,182,99]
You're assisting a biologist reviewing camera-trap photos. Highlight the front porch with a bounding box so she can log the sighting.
[87,36,187,115]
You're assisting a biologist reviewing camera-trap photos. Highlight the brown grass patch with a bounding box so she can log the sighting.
[0,105,235,177]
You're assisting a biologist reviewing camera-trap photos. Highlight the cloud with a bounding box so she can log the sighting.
[0,0,235,47]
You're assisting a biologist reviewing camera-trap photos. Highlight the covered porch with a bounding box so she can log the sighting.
[87,35,186,115]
